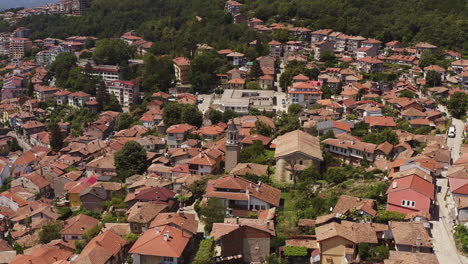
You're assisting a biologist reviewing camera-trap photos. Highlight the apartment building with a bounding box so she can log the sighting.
[105,79,140,107]
[9,38,32,58]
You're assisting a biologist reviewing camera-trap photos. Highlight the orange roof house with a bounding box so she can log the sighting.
[60,214,99,240]
[129,225,191,262]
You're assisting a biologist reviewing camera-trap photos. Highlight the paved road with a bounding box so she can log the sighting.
[431,178,468,264]
[7,131,31,151]
[197,94,214,115]
[447,118,464,161]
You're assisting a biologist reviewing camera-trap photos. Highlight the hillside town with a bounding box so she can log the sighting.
[0,1,466,264]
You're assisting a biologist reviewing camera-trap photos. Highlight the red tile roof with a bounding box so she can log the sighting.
[60,214,99,235]
[387,175,434,200]
[129,225,190,257]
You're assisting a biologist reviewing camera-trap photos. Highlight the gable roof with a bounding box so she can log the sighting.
[389,221,432,247]
[60,214,99,235]
[204,175,281,207]
[72,231,126,264]
[126,202,167,224]
[386,175,434,200]
[211,218,275,240]
[332,195,377,216]
[150,212,198,235]
[274,130,323,161]
[129,225,190,258]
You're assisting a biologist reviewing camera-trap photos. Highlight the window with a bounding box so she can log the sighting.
[163,257,174,262]
[401,200,416,207]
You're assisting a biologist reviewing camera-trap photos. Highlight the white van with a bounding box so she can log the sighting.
[448,125,456,138]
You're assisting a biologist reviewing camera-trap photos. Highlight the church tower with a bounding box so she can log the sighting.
[225,120,240,172]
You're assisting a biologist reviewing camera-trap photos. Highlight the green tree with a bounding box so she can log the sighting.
[250,60,263,79]
[114,141,148,180]
[221,109,238,123]
[115,112,134,131]
[181,104,203,128]
[320,130,336,141]
[49,52,77,87]
[288,104,303,116]
[189,51,226,94]
[93,39,133,65]
[419,50,438,68]
[253,120,273,137]
[208,109,223,124]
[447,92,468,119]
[240,140,269,164]
[192,238,215,264]
[49,122,64,152]
[362,128,399,145]
[399,90,415,98]
[7,138,22,152]
[82,225,102,242]
[39,221,63,244]
[140,54,174,92]
[163,102,203,128]
[319,50,337,67]
[95,81,110,112]
[199,198,226,232]
[425,70,441,87]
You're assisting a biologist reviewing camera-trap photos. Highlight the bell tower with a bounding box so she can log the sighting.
[225,120,240,172]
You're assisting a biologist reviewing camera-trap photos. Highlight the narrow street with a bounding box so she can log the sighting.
[430,104,467,263]
[431,178,468,264]
[7,131,32,151]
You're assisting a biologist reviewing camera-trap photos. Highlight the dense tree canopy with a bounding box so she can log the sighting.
[163,102,203,128]
[16,0,466,54]
[93,39,134,65]
[114,141,148,180]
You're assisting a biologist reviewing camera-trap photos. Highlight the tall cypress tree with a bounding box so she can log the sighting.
[49,122,64,152]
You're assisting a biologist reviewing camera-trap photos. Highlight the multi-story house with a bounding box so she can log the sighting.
[357,56,384,73]
[203,174,281,212]
[415,42,437,57]
[1,75,25,100]
[173,57,190,84]
[34,85,59,102]
[9,38,32,58]
[313,40,334,61]
[288,81,323,107]
[68,91,91,108]
[166,124,197,149]
[224,0,242,15]
[226,52,245,66]
[105,79,140,107]
[212,218,275,263]
[311,29,334,44]
[356,38,381,58]
[11,27,31,38]
[88,64,122,81]
[322,138,377,165]
[54,89,71,105]
[268,40,282,57]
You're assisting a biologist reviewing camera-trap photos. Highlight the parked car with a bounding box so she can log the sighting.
[448,125,456,138]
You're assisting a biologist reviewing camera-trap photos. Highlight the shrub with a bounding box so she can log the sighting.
[374,210,405,224]
[283,246,308,257]
[192,238,214,264]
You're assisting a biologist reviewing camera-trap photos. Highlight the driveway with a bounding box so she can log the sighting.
[431,178,468,264]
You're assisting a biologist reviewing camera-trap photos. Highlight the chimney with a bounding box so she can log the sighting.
[163,231,170,241]
[181,222,184,237]
[236,216,239,225]
[266,221,270,229]
[155,226,160,234]
[392,182,397,189]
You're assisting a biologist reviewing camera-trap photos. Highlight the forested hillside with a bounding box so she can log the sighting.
[14,0,468,54]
